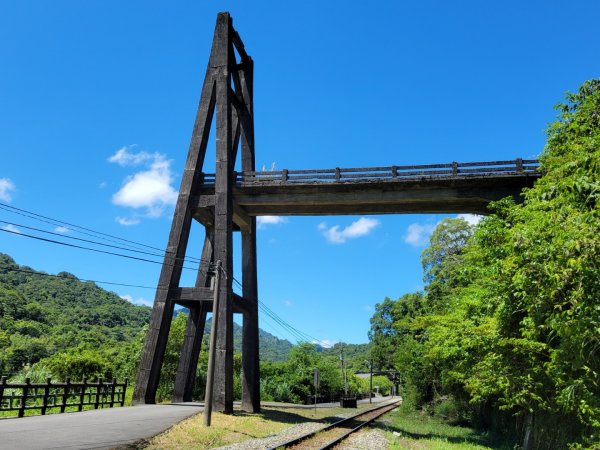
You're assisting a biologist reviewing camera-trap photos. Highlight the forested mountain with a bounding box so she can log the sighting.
[320,342,373,372]
[0,253,293,381]
[0,253,151,379]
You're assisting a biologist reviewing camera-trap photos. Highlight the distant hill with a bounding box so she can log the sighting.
[201,316,293,362]
[320,342,373,371]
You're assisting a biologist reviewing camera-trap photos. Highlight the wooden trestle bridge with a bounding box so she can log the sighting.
[133,12,541,414]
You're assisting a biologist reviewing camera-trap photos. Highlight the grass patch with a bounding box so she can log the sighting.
[144,404,374,449]
[376,408,516,450]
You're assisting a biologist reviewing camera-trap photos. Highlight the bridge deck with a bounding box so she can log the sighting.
[195,159,540,224]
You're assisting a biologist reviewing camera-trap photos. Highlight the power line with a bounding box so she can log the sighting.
[0,219,202,265]
[0,202,201,261]
[2,266,217,292]
[0,211,325,346]
[230,272,330,347]
[0,227,203,272]
[3,267,162,291]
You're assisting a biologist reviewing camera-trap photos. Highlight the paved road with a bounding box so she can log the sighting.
[0,403,204,450]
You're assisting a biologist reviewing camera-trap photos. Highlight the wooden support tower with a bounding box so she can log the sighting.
[132,11,540,416]
[133,12,260,414]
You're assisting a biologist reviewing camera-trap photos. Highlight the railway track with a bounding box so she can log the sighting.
[267,399,400,450]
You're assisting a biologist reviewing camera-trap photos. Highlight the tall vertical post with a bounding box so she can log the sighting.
[369,360,373,404]
[212,12,234,413]
[238,50,260,413]
[204,261,221,426]
[241,224,259,412]
[133,13,255,414]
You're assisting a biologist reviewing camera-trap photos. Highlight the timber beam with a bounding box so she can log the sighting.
[195,173,539,216]
[170,287,250,314]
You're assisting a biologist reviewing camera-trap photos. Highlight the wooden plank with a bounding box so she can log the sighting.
[233,202,251,232]
[169,287,213,302]
[19,378,30,417]
[41,377,51,415]
[231,27,250,63]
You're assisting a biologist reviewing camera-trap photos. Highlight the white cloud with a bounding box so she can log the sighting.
[363,305,374,312]
[257,215,288,229]
[98,181,107,189]
[107,145,153,166]
[404,222,437,247]
[54,226,70,234]
[319,217,380,244]
[2,224,21,234]
[120,294,153,307]
[457,213,483,226]
[283,299,293,307]
[109,147,178,219]
[116,216,140,226]
[312,339,337,349]
[0,178,16,202]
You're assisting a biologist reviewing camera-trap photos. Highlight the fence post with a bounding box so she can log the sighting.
[19,378,30,418]
[61,378,70,413]
[109,378,116,408]
[282,169,288,182]
[95,378,102,409]
[335,167,341,181]
[121,378,128,407]
[0,376,6,411]
[452,161,458,175]
[79,378,87,411]
[41,377,51,415]
[391,166,398,179]
[516,158,523,173]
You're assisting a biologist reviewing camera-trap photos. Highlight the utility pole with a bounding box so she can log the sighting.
[364,360,373,403]
[313,368,320,417]
[204,261,221,427]
[340,344,348,397]
[369,360,373,404]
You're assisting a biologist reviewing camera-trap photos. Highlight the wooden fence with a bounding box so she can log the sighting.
[0,376,128,418]
[201,159,540,185]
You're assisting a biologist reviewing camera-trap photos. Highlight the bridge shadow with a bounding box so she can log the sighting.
[239,407,346,426]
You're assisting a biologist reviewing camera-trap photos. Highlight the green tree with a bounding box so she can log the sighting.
[368,79,600,448]
[43,349,112,381]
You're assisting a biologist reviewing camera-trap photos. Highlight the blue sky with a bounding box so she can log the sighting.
[1,1,599,345]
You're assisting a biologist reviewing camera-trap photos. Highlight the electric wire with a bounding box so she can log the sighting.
[0,227,203,272]
[0,206,328,347]
[4,265,328,347]
[230,272,330,347]
[0,220,199,264]
[2,266,217,291]
[4,267,164,291]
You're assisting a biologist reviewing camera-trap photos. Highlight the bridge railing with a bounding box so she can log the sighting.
[201,159,539,185]
[0,376,128,418]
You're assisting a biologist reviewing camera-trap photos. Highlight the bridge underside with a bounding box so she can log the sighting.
[195,174,539,229]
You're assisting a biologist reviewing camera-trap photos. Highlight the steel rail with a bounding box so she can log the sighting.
[266,399,401,450]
